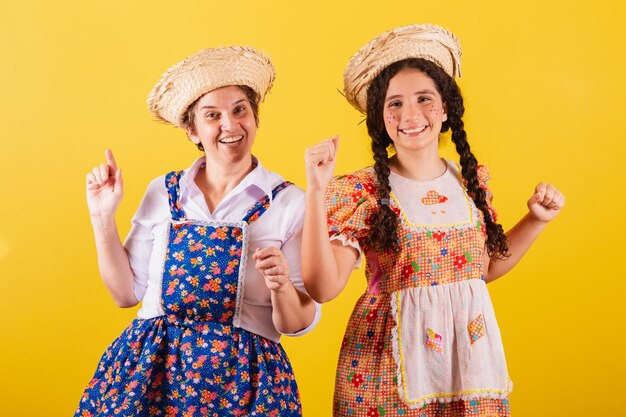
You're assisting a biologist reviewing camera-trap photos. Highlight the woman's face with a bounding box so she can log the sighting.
[185,85,258,167]
[383,68,447,156]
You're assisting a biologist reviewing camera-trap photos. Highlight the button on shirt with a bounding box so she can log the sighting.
[124,156,321,342]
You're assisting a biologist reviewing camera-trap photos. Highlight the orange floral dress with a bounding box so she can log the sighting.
[327,161,512,417]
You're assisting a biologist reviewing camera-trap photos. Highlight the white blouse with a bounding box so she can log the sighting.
[124,156,321,343]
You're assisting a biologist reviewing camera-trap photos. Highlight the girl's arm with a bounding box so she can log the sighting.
[301,136,358,303]
[86,150,138,307]
[485,182,565,282]
[303,189,359,303]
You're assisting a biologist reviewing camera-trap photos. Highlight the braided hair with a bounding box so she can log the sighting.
[365,58,508,259]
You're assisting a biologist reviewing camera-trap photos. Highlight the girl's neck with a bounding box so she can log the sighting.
[389,149,446,181]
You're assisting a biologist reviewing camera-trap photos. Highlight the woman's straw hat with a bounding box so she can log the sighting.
[148,46,275,127]
[343,24,462,113]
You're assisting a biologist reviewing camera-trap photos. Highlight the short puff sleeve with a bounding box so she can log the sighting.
[325,171,378,267]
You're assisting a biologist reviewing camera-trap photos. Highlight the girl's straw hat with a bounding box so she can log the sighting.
[148,46,275,127]
[343,24,462,113]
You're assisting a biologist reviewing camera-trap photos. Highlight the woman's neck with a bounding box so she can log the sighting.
[195,155,255,212]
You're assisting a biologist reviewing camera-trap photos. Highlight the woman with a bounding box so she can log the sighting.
[302,24,564,416]
[76,46,320,416]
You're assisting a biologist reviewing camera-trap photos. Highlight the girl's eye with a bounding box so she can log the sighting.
[388,101,401,108]
[418,96,432,103]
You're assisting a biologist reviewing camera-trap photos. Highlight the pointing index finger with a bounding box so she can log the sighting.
[105,149,118,170]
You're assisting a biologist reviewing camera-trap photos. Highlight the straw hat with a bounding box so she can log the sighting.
[147,46,275,127]
[343,24,462,113]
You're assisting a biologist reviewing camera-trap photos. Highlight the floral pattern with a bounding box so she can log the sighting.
[75,172,300,416]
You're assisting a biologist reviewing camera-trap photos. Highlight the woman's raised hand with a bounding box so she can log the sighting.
[527,182,565,223]
[304,136,339,193]
[86,149,124,219]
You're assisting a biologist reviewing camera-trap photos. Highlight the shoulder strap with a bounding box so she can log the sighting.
[165,171,187,221]
[242,181,293,225]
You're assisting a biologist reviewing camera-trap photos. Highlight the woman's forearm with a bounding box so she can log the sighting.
[91,215,138,307]
[270,281,316,334]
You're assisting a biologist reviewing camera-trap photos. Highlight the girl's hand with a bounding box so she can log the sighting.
[253,246,291,292]
[86,149,123,219]
[527,182,565,223]
[304,136,339,192]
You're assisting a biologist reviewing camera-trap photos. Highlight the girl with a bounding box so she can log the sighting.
[302,24,564,416]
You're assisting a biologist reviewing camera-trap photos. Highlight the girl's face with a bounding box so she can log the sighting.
[383,68,447,156]
[185,85,257,167]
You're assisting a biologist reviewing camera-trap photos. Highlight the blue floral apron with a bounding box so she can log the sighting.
[75,171,301,417]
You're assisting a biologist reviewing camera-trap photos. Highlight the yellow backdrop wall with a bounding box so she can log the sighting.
[1,0,624,415]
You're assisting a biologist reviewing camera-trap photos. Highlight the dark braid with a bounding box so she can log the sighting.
[369,130,400,252]
[445,95,509,259]
[365,58,509,258]
[365,66,400,253]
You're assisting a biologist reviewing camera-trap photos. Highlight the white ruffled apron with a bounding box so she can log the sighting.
[388,163,513,409]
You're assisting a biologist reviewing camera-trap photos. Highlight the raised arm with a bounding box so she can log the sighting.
[86,149,138,307]
[301,137,359,303]
[485,182,565,282]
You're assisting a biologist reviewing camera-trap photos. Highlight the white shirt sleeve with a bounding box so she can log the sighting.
[124,176,169,302]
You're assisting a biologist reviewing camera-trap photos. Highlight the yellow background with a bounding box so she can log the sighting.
[1,0,624,416]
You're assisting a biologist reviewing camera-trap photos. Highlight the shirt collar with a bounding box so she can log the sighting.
[179,155,277,202]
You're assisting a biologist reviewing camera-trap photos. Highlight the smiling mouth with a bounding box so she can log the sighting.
[399,126,428,135]
[218,135,244,144]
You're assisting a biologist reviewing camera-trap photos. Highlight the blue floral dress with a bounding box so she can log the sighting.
[75,171,301,417]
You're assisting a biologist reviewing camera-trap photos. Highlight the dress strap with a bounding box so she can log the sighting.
[242,181,293,225]
[165,171,187,221]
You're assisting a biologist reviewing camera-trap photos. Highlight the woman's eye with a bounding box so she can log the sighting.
[234,106,246,114]
[206,112,218,119]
